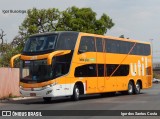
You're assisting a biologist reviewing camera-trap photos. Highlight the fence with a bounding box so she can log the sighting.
[0,68,20,99]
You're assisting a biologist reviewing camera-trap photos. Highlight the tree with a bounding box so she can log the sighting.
[19,8,60,37]
[0,29,6,55]
[19,6,114,37]
[57,6,114,35]
[0,30,22,67]
[0,29,6,45]
[1,6,114,67]
[0,44,21,67]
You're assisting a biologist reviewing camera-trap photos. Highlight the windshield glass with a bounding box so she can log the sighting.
[20,59,70,83]
[20,60,53,83]
[24,34,57,52]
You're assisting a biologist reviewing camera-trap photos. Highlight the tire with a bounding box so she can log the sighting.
[134,82,141,94]
[43,97,52,102]
[127,81,134,95]
[71,85,80,101]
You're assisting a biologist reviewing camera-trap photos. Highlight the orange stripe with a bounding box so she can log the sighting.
[85,80,87,91]
[20,80,56,88]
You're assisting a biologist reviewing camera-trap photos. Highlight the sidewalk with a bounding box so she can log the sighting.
[0,96,38,103]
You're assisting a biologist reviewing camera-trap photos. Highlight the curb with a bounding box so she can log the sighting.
[10,97,38,101]
[0,97,38,102]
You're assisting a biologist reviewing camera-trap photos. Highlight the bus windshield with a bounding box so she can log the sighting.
[20,59,71,83]
[20,60,53,83]
[23,34,57,52]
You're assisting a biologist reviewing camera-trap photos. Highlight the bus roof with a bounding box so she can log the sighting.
[29,31,79,37]
[29,31,150,45]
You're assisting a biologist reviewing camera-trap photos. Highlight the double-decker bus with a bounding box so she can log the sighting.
[11,31,152,101]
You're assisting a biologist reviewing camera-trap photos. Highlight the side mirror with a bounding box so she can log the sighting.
[10,54,21,68]
[47,50,71,65]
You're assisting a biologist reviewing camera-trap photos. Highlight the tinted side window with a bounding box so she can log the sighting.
[119,41,133,54]
[96,38,103,52]
[56,32,78,50]
[98,64,104,77]
[106,64,129,76]
[74,64,97,77]
[105,39,119,53]
[105,38,150,56]
[78,36,95,53]
[144,44,151,55]
[131,43,151,56]
[52,62,70,78]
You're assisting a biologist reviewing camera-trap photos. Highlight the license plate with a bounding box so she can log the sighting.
[30,93,36,96]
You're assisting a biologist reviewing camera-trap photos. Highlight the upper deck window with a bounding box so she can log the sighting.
[105,39,151,56]
[24,34,57,52]
[78,36,95,53]
[23,32,78,55]
[55,32,78,50]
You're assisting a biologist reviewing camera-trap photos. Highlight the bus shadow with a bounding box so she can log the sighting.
[2,92,146,105]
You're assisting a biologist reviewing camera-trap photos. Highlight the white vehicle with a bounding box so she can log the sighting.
[152,78,160,84]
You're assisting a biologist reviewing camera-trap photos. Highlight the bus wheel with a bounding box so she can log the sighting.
[134,82,141,94]
[71,85,80,101]
[43,97,52,102]
[128,81,134,95]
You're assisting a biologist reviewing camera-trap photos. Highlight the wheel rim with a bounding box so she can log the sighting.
[128,83,133,93]
[75,88,80,98]
[136,83,140,92]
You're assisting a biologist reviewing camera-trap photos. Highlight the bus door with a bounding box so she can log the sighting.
[77,36,97,93]
[95,38,105,91]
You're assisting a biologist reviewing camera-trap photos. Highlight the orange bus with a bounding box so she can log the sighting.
[11,31,152,101]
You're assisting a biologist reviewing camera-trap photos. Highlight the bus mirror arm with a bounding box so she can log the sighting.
[47,50,71,65]
[10,54,21,68]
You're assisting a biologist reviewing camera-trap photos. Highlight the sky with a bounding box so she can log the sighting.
[0,0,160,62]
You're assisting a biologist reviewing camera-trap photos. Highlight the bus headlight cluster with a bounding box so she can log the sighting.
[19,82,57,91]
[46,90,53,95]
[49,82,57,87]
[42,82,56,90]
[42,85,50,90]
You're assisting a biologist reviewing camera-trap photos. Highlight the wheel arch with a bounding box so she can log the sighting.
[136,79,142,89]
[129,79,135,86]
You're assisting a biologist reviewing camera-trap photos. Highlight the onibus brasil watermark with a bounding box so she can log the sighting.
[1,111,42,117]
[1,110,159,116]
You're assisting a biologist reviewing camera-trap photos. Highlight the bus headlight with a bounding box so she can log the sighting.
[42,85,50,90]
[42,82,56,90]
[46,90,53,95]
[50,82,57,87]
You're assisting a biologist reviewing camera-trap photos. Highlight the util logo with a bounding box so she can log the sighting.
[130,57,148,76]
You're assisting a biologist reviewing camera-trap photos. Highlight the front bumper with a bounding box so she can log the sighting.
[20,86,54,97]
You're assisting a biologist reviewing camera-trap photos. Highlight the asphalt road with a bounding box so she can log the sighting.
[0,83,160,119]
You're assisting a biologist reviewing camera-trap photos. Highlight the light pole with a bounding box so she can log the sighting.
[150,39,154,61]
